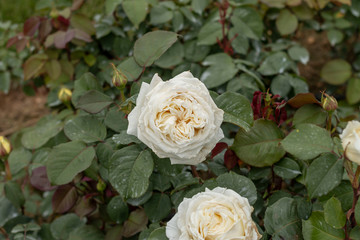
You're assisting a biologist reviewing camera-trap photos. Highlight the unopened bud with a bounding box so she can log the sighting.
[96,178,106,192]
[0,136,12,157]
[321,92,338,112]
[111,63,127,90]
[58,87,72,103]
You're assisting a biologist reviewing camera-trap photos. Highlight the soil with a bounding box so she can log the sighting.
[0,87,49,137]
[295,29,332,94]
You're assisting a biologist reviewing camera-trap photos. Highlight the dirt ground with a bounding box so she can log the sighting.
[0,87,49,136]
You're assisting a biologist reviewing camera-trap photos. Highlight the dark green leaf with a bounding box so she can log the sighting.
[155,42,184,69]
[109,145,154,199]
[50,213,84,240]
[4,181,25,209]
[148,227,167,240]
[321,59,351,85]
[215,92,253,131]
[68,225,105,240]
[293,104,327,126]
[216,172,257,205]
[46,141,96,185]
[305,153,343,198]
[107,195,129,224]
[122,0,148,28]
[274,157,301,179]
[264,197,302,239]
[258,52,291,76]
[8,148,32,175]
[134,31,178,67]
[72,73,102,106]
[346,78,360,104]
[117,57,143,82]
[302,211,345,240]
[232,119,285,167]
[197,21,222,45]
[276,9,298,35]
[324,197,346,229]
[64,116,107,143]
[76,90,113,114]
[281,124,334,160]
[144,193,171,222]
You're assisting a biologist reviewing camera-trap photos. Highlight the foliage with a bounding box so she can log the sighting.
[1,0,360,239]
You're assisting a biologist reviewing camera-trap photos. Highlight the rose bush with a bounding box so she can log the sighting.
[127,71,224,165]
[166,187,261,240]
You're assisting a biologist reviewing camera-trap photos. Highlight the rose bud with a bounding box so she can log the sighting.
[321,92,338,112]
[111,63,127,90]
[0,136,12,157]
[58,87,72,103]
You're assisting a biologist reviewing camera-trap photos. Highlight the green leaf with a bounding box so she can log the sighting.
[0,196,19,227]
[76,90,113,114]
[270,74,292,97]
[171,172,199,192]
[22,118,63,149]
[191,0,210,14]
[105,0,123,15]
[64,116,107,143]
[112,131,141,145]
[118,57,143,82]
[258,52,291,76]
[151,173,171,192]
[231,7,263,40]
[0,72,11,94]
[134,31,178,67]
[216,172,257,205]
[72,72,102,106]
[276,9,298,35]
[8,148,32,175]
[321,59,352,85]
[302,211,345,240]
[23,53,48,80]
[288,45,309,64]
[327,29,344,46]
[109,145,154,199]
[148,227,167,240]
[232,119,285,167]
[105,108,128,132]
[50,213,84,240]
[200,53,238,88]
[184,40,210,62]
[197,21,222,45]
[122,0,148,28]
[68,225,105,240]
[172,10,184,32]
[155,42,184,69]
[144,193,171,222]
[70,14,96,35]
[320,181,353,211]
[122,209,148,238]
[107,196,129,224]
[273,157,301,179]
[264,197,302,239]
[4,181,25,209]
[215,92,253,130]
[346,78,360,104]
[350,226,360,240]
[305,153,343,198]
[324,197,346,229]
[150,5,173,25]
[281,124,334,160]
[45,59,61,80]
[46,141,96,185]
[293,104,327,126]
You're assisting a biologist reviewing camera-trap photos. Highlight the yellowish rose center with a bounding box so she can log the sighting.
[193,202,245,239]
[155,94,207,143]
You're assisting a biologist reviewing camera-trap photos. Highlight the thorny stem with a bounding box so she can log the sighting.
[216,0,236,56]
[191,165,200,179]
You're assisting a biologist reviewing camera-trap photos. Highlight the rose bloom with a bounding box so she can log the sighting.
[166,187,261,240]
[127,71,224,165]
[340,120,360,164]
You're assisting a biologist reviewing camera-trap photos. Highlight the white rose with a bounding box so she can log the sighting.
[340,120,360,164]
[166,187,262,240]
[127,71,224,165]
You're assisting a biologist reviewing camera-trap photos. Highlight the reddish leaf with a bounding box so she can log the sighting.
[211,142,228,158]
[39,19,52,42]
[224,149,238,170]
[15,38,28,52]
[30,166,56,191]
[251,91,263,119]
[6,36,19,48]
[71,0,85,10]
[75,196,96,218]
[73,29,92,42]
[53,30,75,49]
[24,16,41,36]
[287,93,320,108]
[52,184,78,213]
